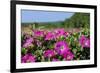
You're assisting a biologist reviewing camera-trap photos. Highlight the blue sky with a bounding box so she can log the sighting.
[21,10,74,23]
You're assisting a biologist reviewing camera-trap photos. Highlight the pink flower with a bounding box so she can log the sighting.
[52,58,59,61]
[65,51,74,60]
[54,28,65,33]
[23,42,32,48]
[79,35,90,48]
[54,41,70,56]
[44,50,55,58]
[54,41,74,60]
[65,31,70,36]
[26,37,33,43]
[33,30,44,37]
[21,54,36,63]
[54,28,67,38]
[23,37,33,48]
[45,32,55,40]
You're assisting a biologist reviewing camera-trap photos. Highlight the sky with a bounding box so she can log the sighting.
[21,10,74,23]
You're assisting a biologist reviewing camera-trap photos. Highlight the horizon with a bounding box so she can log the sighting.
[21,10,74,23]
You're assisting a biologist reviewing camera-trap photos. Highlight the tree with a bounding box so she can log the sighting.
[64,13,90,28]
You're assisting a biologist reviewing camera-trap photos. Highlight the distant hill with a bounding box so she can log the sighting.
[64,13,90,28]
[22,13,90,29]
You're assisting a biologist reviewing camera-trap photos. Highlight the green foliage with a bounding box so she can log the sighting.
[65,28,90,60]
[64,13,90,28]
[21,48,27,55]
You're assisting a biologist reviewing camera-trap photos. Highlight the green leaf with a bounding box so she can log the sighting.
[21,48,27,55]
[72,48,77,54]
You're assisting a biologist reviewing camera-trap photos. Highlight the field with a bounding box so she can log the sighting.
[21,13,90,63]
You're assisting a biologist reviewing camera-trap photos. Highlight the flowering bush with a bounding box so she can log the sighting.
[21,28,90,63]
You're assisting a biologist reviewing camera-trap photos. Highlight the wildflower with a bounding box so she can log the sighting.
[54,41,70,56]
[45,32,55,40]
[44,50,55,58]
[26,37,33,43]
[52,58,59,61]
[33,30,44,37]
[54,28,67,38]
[79,35,90,48]
[21,53,36,63]
[65,51,74,60]
[23,37,33,48]
[23,42,32,48]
